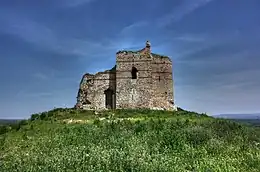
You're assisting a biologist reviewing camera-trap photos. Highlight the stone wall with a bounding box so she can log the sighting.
[116,51,153,109]
[75,69,116,110]
[75,41,176,111]
[151,56,174,110]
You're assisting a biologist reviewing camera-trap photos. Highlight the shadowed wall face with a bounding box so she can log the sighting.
[151,56,174,108]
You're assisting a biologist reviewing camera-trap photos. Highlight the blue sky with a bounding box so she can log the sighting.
[0,0,260,119]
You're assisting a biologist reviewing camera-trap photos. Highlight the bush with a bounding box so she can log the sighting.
[31,113,40,121]
[19,120,28,126]
[39,112,48,120]
[177,107,185,111]
[210,119,243,138]
[186,126,212,147]
[8,123,21,131]
[0,125,8,135]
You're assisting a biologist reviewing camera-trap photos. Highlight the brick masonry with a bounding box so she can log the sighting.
[75,41,177,111]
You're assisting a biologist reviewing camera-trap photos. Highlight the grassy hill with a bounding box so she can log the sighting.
[1,108,260,172]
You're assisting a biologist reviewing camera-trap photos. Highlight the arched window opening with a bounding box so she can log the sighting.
[131,67,138,79]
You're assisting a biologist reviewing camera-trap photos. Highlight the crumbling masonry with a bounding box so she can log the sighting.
[75,41,176,111]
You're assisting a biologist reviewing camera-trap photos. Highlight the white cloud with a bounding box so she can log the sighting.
[32,73,49,80]
[60,0,96,7]
[16,90,53,98]
[174,34,206,42]
[157,0,214,27]
[0,11,119,58]
[0,13,59,49]
[119,22,149,36]
[112,0,215,52]
[116,0,215,31]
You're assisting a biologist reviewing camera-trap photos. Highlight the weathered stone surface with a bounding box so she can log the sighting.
[75,41,176,111]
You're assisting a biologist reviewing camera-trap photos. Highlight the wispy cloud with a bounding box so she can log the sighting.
[32,73,49,80]
[114,0,214,51]
[157,0,214,27]
[119,22,149,36]
[66,38,117,57]
[60,0,96,7]
[118,0,215,31]
[0,12,58,50]
[0,11,118,58]
[16,90,53,98]
[57,0,96,8]
[174,34,206,42]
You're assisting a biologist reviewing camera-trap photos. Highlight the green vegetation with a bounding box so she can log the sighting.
[1,108,260,171]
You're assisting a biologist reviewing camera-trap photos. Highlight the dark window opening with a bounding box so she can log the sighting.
[131,67,138,79]
[87,79,93,84]
[82,100,91,105]
[159,76,160,81]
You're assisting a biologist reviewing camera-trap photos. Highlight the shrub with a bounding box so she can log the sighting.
[30,113,40,121]
[177,107,185,111]
[186,126,212,147]
[210,119,243,138]
[39,112,48,120]
[93,119,101,126]
[0,125,8,135]
[8,123,21,131]
[19,120,28,126]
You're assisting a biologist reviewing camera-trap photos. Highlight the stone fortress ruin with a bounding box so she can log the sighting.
[75,41,176,111]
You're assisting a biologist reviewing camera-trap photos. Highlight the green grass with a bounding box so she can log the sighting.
[1,108,260,171]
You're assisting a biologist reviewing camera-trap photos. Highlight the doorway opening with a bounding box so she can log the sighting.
[104,88,115,109]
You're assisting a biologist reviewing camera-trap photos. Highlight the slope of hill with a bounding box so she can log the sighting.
[214,113,260,127]
[1,108,260,171]
[214,113,260,119]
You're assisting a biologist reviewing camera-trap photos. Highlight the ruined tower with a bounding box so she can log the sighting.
[75,41,176,111]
